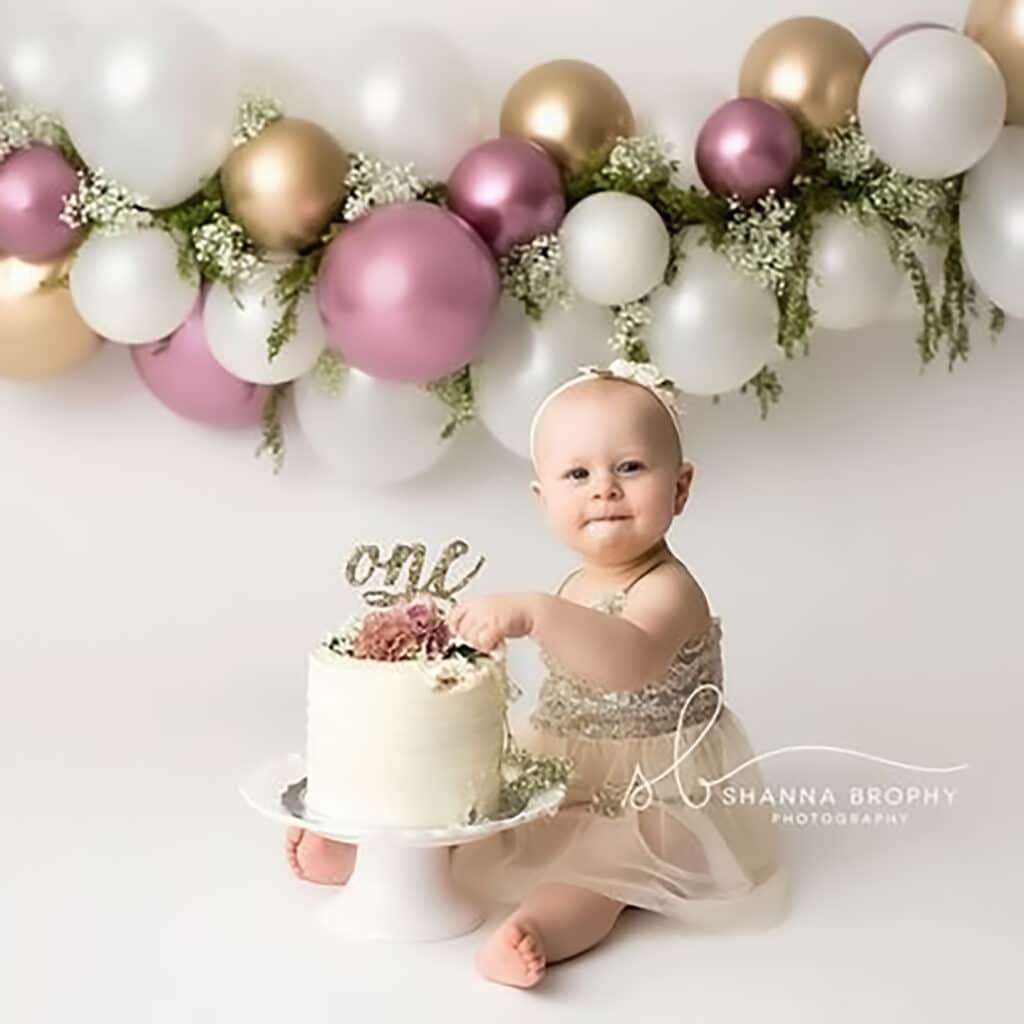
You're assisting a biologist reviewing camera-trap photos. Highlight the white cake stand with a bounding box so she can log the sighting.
[241,753,566,943]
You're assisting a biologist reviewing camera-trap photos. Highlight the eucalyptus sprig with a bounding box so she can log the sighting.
[425,366,476,439]
[267,248,325,361]
[255,383,289,473]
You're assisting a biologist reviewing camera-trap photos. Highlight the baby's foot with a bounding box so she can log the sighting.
[284,827,356,885]
[475,916,547,988]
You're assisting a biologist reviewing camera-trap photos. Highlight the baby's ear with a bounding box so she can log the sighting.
[529,479,543,503]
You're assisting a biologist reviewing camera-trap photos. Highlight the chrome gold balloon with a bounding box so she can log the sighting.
[966,0,1024,124]
[0,254,102,379]
[738,16,869,132]
[499,59,635,174]
[221,117,349,251]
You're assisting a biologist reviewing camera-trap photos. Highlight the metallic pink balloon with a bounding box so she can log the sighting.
[131,292,269,428]
[695,98,801,204]
[871,22,950,57]
[0,144,81,261]
[446,137,566,254]
[317,201,499,383]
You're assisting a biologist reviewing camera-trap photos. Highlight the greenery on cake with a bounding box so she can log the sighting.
[322,593,489,663]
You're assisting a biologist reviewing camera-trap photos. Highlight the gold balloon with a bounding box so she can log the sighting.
[0,254,102,380]
[499,59,635,174]
[738,16,869,132]
[221,117,349,251]
[966,0,1024,124]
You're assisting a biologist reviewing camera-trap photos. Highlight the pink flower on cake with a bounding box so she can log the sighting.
[350,594,452,661]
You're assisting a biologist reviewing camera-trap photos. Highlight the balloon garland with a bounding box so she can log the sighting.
[1,4,1021,483]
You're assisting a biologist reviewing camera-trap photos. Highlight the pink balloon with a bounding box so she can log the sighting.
[0,144,81,261]
[131,292,269,428]
[696,98,801,204]
[317,201,499,383]
[447,137,565,254]
[871,22,950,57]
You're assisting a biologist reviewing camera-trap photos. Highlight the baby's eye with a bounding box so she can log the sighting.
[618,460,644,473]
[565,467,589,481]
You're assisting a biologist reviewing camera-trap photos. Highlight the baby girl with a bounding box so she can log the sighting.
[285,358,787,987]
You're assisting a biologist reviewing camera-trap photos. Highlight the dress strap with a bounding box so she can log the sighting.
[620,556,672,595]
[553,567,583,597]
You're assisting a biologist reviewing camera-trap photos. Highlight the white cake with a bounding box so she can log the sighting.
[304,628,509,829]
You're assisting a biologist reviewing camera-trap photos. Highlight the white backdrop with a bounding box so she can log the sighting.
[2,1,1021,1021]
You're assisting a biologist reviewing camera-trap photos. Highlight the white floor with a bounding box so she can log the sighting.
[4,701,1019,1024]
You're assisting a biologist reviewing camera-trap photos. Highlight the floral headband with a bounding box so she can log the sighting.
[528,358,685,467]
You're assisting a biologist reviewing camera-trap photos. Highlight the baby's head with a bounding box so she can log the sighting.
[529,361,694,565]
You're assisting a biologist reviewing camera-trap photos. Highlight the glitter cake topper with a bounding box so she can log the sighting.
[344,538,485,608]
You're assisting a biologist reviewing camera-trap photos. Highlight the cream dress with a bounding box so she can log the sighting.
[450,559,791,928]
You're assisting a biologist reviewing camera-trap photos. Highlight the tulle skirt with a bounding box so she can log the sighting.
[450,708,791,928]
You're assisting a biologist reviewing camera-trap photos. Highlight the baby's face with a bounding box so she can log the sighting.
[530,380,693,564]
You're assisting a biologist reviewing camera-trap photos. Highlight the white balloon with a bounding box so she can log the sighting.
[333,26,482,179]
[69,228,198,344]
[0,11,74,115]
[561,192,671,306]
[638,84,727,186]
[62,3,240,207]
[294,366,450,483]
[808,213,902,330]
[961,126,1024,316]
[472,296,615,459]
[858,29,1006,179]
[204,267,326,385]
[647,234,779,395]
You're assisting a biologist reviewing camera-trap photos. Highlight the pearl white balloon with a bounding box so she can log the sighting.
[69,228,198,344]
[333,26,482,179]
[858,29,1006,179]
[638,84,727,186]
[294,366,450,483]
[561,192,671,306]
[62,3,240,207]
[647,234,779,396]
[472,296,614,459]
[204,267,326,385]
[0,11,73,115]
[960,126,1024,316]
[808,213,902,330]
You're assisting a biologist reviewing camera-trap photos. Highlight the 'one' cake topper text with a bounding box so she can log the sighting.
[344,538,485,608]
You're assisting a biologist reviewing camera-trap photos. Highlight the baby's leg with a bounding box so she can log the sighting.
[284,828,357,885]
[476,882,627,988]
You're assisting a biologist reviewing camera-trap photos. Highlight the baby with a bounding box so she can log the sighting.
[286,358,786,987]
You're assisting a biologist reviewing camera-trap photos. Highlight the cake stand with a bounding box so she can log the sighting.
[241,753,566,943]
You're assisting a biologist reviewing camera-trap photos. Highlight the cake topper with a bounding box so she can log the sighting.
[344,538,486,608]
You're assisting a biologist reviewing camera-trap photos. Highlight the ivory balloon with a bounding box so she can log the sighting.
[69,228,199,343]
[333,26,482,179]
[858,29,1005,179]
[647,235,780,395]
[738,16,869,132]
[960,126,1024,316]
[203,265,327,385]
[560,192,670,305]
[0,254,102,379]
[221,118,349,251]
[0,10,73,114]
[807,213,902,330]
[62,3,240,207]
[471,296,614,458]
[966,0,1024,124]
[294,364,451,483]
[638,84,728,186]
[500,59,634,174]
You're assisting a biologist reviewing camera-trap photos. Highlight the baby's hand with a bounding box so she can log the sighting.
[446,594,536,653]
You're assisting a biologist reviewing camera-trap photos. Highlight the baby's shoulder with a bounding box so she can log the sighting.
[622,558,713,649]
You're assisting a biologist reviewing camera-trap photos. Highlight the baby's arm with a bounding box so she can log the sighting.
[528,568,711,692]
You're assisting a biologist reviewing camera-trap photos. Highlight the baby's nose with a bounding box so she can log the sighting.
[592,474,623,498]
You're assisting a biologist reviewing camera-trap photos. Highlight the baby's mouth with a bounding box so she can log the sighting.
[585,515,631,525]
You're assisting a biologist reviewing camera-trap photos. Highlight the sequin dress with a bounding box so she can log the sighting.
[450,560,791,928]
